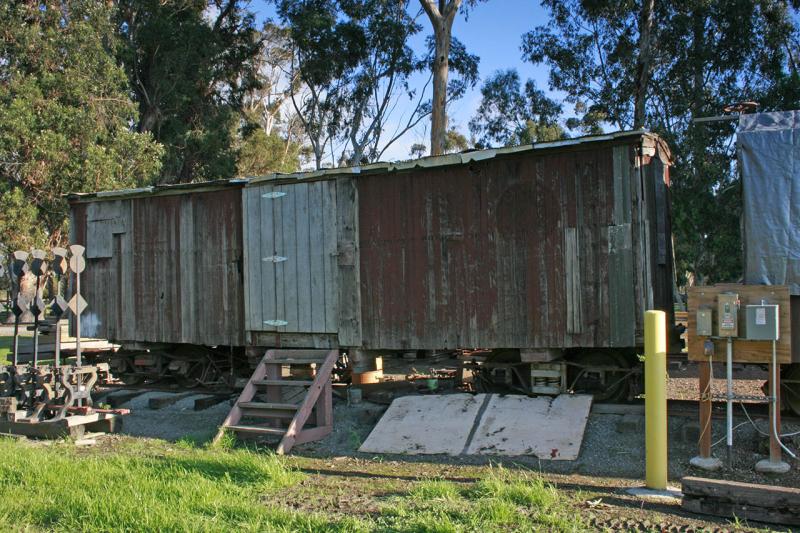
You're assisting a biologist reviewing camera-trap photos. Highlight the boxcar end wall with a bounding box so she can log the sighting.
[69,185,245,347]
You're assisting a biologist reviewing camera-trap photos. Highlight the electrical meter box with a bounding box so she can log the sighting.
[717,293,739,337]
[696,308,713,336]
[745,304,780,341]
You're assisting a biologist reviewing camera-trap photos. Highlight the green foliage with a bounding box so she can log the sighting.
[0,1,163,249]
[444,128,470,153]
[237,127,303,176]
[469,69,564,148]
[116,0,262,183]
[524,0,800,285]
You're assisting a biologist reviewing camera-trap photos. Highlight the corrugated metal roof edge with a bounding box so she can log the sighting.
[68,129,663,200]
[67,178,246,203]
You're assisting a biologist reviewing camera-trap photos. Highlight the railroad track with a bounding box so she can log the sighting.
[97,382,235,396]
[595,398,800,424]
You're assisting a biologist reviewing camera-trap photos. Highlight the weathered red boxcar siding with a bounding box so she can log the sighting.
[357,143,624,350]
[70,188,244,346]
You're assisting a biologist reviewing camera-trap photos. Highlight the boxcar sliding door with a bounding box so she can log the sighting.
[242,180,339,342]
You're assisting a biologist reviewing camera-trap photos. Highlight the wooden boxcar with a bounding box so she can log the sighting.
[69,130,674,392]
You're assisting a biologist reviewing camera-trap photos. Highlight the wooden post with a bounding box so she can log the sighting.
[698,360,712,458]
[690,357,721,470]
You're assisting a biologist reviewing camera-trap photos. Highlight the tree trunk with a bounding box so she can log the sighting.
[633,0,655,129]
[431,22,452,155]
[4,272,38,324]
[421,0,461,156]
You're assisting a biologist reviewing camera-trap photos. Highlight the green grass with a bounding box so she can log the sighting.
[0,437,360,532]
[0,336,11,362]
[377,468,583,532]
[0,438,584,532]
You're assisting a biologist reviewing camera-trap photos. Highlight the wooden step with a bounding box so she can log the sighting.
[239,401,298,411]
[225,425,285,436]
[252,379,315,387]
[214,348,339,454]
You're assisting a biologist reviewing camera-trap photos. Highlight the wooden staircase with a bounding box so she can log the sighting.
[214,349,338,454]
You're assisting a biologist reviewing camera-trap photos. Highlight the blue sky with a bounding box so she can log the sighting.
[250,0,560,161]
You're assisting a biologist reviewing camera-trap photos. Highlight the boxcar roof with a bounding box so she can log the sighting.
[68,129,670,202]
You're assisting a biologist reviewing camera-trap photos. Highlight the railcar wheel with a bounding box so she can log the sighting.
[567,351,632,402]
[782,364,800,416]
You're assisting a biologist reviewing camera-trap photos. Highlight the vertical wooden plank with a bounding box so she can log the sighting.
[608,223,635,346]
[652,159,668,266]
[610,143,636,347]
[259,185,277,332]
[241,186,252,332]
[322,180,339,333]
[179,195,194,342]
[295,183,312,332]
[612,145,632,225]
[274,184,288,333]
[635,146,654,314]
[565,227,583,335]
[280,183,298,332]
[307,181,327,332]
[119,201,134,340]
[336,177,362,347]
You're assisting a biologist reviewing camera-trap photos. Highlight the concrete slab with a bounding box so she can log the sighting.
[466,394,593,459]
[358,393,485,455]
[358,393,593,459]
[626,486,682,502]
[754,458,791,474]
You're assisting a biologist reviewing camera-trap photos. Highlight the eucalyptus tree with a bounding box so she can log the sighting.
[276,0,477,168]
[525,0,800,283]
[469,69,564,148]
[116,0,262,182]
[0,0,163,250]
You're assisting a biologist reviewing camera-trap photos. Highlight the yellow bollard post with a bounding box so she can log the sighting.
[645,310,667,490]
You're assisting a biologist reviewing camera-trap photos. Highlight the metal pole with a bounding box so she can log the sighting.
[54,320,61,368]
[75,268,81,367]
[645,310,667,490]
[11,315,19,366]
[771,340,797,460]
[726,337,733,467]
[32,274,40,367]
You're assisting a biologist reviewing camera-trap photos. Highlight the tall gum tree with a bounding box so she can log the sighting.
[419,0,484,156]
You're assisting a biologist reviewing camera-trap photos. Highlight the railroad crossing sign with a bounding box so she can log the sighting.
[29,293,46,318]
[11,294,29,317]
[10,251,29,279]
[68,254,85,274]
[50,295,69,317]
[29,249,48,277]
[51,247,69,276]
[67,294,88,316]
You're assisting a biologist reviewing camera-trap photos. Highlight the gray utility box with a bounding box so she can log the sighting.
[745,304,780,341]
[696,308,713,337]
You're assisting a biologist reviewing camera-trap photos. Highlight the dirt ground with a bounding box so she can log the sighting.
[87,354,799,532]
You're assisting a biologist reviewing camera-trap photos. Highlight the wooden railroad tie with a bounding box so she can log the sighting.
[682,476,800,527]
[213,349,337,454]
